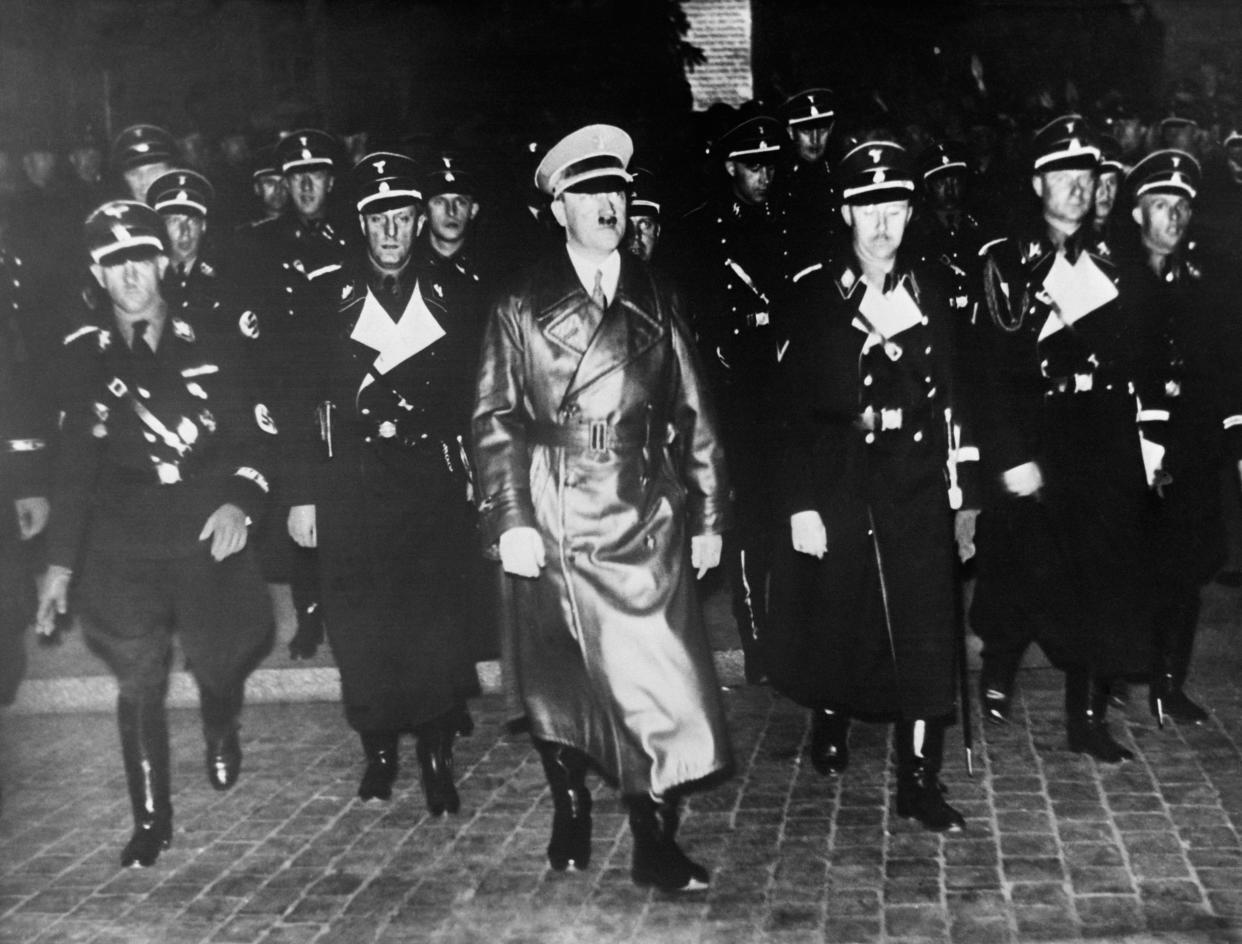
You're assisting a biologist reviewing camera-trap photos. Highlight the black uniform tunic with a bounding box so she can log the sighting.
[279,260,482,733]
[47,307,275,699]
[971,227,1154,675]
[767,257,973,719]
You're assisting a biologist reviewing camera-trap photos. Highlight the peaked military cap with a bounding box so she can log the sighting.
[251,144,281,180]
[423,153,476,199]
[1096,134,1126,176]
[838,140,915,204]
[147,169,215,217]
[1031,114,1100,172]
[917,141,969,181]
[111,124,178,173]
[84,200,168,264]
[1157,113,1200,136]
[715,115,784,162]
[535,124,633,198]
[1225,127,1242,149]
[276,129,338,174]
[781,88,837,128]
[627,168,661,218]
[1127,149,1201,201]
[353,151,422,212]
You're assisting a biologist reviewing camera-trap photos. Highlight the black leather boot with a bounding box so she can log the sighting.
[1149,600,1209,726]
[200,684,243,791]
[627,793,709,892]
[536,740,592,871]
[1065,667,1133,763]
[978,649,1021,725]
[415,714,459,815]
[808,709,850,775]
[894,719,965,832]
[118,696,173,868]
[358,730,399,801]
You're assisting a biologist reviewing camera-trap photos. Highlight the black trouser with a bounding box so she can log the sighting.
[77,544,273,702]
[0,531,40,706]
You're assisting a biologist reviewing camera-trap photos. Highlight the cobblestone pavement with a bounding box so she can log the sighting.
[3,662,1242,944]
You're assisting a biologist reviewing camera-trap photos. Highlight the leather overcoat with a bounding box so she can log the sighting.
[472,248,732,797]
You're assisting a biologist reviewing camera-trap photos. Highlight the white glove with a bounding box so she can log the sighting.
[287,504,317,548]
[790,510,827,558]
[954,509,980,563]
[1001,461,1044,497]
[499,526,546,578]
[690,534,722,579]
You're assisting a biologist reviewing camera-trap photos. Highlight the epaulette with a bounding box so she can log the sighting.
[791,262,823,284]
[978,236,1008,257]
[307,263,342,281]
[63,324,100,346]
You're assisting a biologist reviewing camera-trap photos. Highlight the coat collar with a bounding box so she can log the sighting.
[535,250,664,399]
[832,252,922,305]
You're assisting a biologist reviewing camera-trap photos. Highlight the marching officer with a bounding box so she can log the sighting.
[670,112,787,684]
[245,129,352,658]
[1,202,49,711]
[146,169,230,316]
[767,141,976,832]
[623,167,663,265]
[280,153,479,812]
[970,115,1153,763]
[776,88,840,273]
[35,201,276,867]
[1121,150,1242,724]
[417,153,483,282]
[473,124,731,891]
[111,124,179,202]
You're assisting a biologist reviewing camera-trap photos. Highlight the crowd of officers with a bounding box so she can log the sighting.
[2,82,1242,891]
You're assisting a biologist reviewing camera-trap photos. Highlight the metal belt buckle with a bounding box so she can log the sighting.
[589,421,608,451]
[1074,372,1094,393]
[880,408,903,431]
[746,311,770,328]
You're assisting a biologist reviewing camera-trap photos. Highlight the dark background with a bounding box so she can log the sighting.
[1,0,1236,149]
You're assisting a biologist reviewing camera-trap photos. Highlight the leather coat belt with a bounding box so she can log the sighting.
[528,420,658,451]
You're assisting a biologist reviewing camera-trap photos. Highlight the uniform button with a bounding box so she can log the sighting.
[924,346,932,355]
[361,408,370,415]
[865,432,875,444]
[913,431,923,442]
[863,375,873,386]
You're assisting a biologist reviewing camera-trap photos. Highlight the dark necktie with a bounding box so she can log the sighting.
[591,269,607,313]
[382,275,398,299]
[131,320,155,358]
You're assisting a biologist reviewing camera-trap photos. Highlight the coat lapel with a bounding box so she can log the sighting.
[564,254,664,399]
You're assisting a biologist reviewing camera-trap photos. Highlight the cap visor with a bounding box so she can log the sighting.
[843,182,915,205]
[561,171,632,195]
[93,242,164,266]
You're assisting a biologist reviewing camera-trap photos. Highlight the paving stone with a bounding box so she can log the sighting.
[3,662,1242,943]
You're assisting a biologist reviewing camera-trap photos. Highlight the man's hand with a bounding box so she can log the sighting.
[499,527,545,578]
[288,504,317,548]
[15,496,49,540]
[954,508,980,563]
[790,510,827,558]
[35,565,73,636]
[1001,461,1044,498]
[199,503,249,561]
[690,534,722,579]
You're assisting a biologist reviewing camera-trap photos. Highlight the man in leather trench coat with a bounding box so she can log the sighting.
[472,124,732,893]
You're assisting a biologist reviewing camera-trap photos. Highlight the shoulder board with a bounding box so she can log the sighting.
[307,263,343,281]
[791,262,823,284]
[63,324,99,345]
